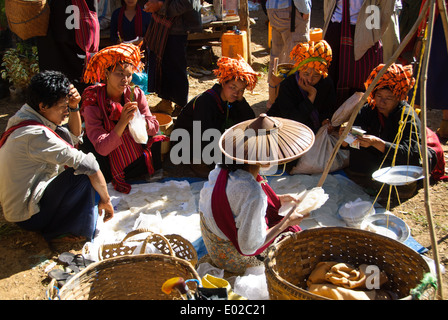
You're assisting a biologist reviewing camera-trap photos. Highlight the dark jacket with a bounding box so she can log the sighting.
[267,72,337,133]
[175,83,255,135]
[159,0,202,35]
[349,101,425,175]
[173,83,255,161]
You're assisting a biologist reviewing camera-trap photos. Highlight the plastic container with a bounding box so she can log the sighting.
[153,113,173,159]
[309,28,323,42]
[268,22,272,48]
[221,29,248,61]
[338,198,375,228]
[223,0,239,20]
[214,0,239,20]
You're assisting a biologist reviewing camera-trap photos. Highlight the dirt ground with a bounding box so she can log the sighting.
[0,3,447,300]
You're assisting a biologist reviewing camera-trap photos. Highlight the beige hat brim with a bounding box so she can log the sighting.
[219,114,315,165]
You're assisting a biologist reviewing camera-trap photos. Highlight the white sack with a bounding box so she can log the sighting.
[291,92,363,174]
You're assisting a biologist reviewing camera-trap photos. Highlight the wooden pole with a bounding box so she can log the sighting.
[238,0,252,64]
[317,0,430,187]
[436,0,448,54]
[419,0,445,300]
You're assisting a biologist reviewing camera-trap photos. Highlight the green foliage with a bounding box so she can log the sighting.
[0,0,6,29]
[1,42,39,89]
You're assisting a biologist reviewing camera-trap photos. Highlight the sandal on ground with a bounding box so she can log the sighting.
[48,269,74,287]
[58,252,94,273]
[187,67,203,78]
[196,66,212,75]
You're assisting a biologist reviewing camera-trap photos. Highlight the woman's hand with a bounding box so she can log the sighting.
[278,193,301,205]
[263,196,305,247]
[114,102,138,137]
[338,124,350,147]
[321,119,336,133]
[356,134,386,153]
[119,102,138,124]
[144,0,163,12]
[298,76,317,103]
[278,194,308,225]
[282,203,306,227]
[287,211,306,226]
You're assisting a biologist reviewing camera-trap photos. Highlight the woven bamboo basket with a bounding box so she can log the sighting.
[48,254,200,300]
[164,234,198,266]
[265,227,431,300]
[98,229,198,266]
[5,0,50,40]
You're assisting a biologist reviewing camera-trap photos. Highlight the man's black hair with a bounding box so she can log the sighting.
[26,70,71,111]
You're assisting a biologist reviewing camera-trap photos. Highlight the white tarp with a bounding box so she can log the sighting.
[85,173,379,260]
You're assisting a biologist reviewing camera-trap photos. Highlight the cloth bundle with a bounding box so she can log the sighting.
[306,261,395,300]
[290,92,363,174]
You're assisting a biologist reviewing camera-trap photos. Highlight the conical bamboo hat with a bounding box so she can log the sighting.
[219,114,315,165]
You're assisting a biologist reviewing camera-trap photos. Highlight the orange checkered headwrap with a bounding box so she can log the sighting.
[289,40,332,78]
[213,55,259,91]
[364,63,415,105]
[83,43,144,84]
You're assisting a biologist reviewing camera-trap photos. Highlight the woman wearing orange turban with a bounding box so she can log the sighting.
[173,55,258,178]
[267,40,337,134]
[80,43,163,194]
[342,63,438,197]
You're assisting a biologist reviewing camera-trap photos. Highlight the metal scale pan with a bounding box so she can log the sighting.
[372,165,424,186]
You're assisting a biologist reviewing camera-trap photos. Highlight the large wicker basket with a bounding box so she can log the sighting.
[48,254,200,300]
[265,227,430,300]
[98,229,198,266]
[5,0,50,40]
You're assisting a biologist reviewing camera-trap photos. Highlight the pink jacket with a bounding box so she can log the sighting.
[82,85,159,156]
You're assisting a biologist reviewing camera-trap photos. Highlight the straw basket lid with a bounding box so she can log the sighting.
[219,113,315,165]
[5,0,50,40]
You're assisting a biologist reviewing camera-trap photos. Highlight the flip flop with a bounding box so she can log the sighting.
[58,252,94,273]
[187,67,203,78]
[196,66,212,76]
[48,269,74,287]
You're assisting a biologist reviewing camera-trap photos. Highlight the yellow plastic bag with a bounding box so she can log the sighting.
[202,274,246,300]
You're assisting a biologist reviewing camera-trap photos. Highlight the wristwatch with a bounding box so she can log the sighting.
[69,106,80,112]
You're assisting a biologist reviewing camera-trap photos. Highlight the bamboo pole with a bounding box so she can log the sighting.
[317,0,430,188]
[436,0,448,54]
[238,0,252,64]
[419,0,445,300]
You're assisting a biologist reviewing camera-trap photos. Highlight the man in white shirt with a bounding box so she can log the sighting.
[0,71,114,243]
